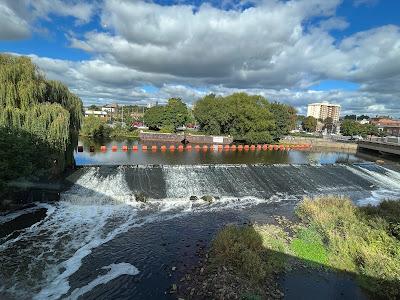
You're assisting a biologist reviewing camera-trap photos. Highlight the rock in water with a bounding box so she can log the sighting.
[201,195,214,204]
[135,192,148,203]
[190,196,198,201]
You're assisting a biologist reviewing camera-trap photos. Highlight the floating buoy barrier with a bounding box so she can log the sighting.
[74,143,312,153]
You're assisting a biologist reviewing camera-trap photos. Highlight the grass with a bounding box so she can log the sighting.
[210,196,400,299]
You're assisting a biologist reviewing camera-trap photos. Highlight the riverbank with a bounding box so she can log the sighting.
[179,197,400,299]
[283,137,358,152]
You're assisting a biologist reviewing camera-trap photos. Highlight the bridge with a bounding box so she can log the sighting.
[358,137,400,156]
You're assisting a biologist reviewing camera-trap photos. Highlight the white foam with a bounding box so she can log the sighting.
[65,263,139,300]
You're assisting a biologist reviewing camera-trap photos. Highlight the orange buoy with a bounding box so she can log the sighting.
[217,145,223,151]
[122,145,128,152]
[285,145,291,151]
[186,144,192,151]
[262,144,268,151]
[256,145,262,151]
[237,144,243,151]
[178,145,184,151]
[224,145,230,151]
[209,145,214,151]
[279,145,285,150]
[142,145,148,151]
[100,145,107,152]
[132,145,138,151]
[169,145,175,151]
[112,145,118,152]
[161,145,167,151]
[244,145,250,151]
[268,145,273,150]
[202,145,208,151]
[273,145,279,150]
[231,145,237,151]
[151,145,157,151]
[195,144,201,151]
[250,145,256,151]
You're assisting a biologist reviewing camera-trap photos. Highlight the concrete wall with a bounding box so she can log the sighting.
[139,132,233,144]
[283,137,358,151]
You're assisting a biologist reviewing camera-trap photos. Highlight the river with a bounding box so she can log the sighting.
[1,138,400,299]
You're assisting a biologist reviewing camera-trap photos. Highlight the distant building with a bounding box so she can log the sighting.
[101,103,118,113]
[307,102,341,122]
[370,117,400,137]
[358,118,370,125]
[84,110,108,118]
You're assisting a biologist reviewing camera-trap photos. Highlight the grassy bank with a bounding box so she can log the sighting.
[181,197,400,299]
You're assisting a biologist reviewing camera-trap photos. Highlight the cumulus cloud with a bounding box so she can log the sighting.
[2,0,399,117]
[0,0,95,40]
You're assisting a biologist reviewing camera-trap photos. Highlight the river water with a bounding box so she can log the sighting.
[1,139,400,299]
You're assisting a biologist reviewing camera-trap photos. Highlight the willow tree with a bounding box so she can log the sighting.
[0,54,83,178]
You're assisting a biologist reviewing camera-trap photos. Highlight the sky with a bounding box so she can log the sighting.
[0,0,399,116]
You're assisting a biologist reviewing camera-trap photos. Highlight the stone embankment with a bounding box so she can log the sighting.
[139,132,233,144]
[284,137,358,152]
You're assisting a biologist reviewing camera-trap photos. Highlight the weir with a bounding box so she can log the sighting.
[1,162,400,299]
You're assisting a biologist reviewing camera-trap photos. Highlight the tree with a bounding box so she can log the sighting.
[144,105,166,130]
[0,54,83,177]
[193,93,276,143]
[0,54,83,196]
[341,120,379,137]
[144,98,189,131]
[80,116,111,137]
[302,116,317,132]
[270,103,297,139]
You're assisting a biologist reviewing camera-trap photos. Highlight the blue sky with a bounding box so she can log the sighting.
[1,0,399,116]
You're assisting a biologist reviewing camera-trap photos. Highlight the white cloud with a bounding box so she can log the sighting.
[2,0,399,117]
[0,0,95,40]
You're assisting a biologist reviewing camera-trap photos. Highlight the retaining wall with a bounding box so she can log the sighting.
[139,132,233,144]
[283,137,358,151]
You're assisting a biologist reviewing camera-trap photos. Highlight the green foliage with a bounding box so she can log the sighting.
[302,116,317,132]
[270,102,297,139]
[211,225,267,282]
[0,54,83,186]
[193,93,281,143]
[144,98,189,131]
[341,120,379,136]
[80,116,111,137]
[290,226,328,266]
[297,196,400,298]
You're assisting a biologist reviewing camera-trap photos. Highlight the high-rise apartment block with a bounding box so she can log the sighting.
[307,102,341,122]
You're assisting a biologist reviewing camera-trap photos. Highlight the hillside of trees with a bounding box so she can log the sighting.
[0,54,83,192]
